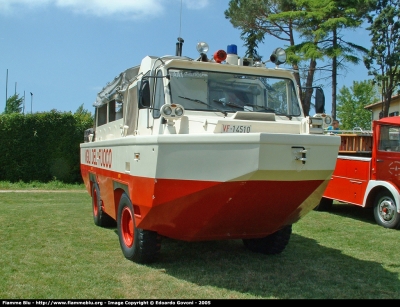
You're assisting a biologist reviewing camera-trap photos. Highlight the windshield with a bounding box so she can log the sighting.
[168,68,301,117]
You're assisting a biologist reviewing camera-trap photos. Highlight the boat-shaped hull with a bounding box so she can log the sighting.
[81,132,338,241]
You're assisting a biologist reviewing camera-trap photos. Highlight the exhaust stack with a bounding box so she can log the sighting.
[176,37,184,56]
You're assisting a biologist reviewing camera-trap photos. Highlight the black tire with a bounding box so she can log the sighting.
[117,193,161,263]
[242,225,292,255]
[373,190,400,229]
[91,183,116,227]
[314,197,333,212]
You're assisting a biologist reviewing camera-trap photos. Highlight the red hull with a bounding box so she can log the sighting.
[82,165,324,241]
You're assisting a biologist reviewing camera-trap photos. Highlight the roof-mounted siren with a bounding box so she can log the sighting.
[176,37,184,56]
[196,42,209,62]
[270,48,287,67]
[226,44,238,65]
[213,49,227,63]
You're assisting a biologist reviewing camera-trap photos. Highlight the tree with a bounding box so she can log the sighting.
[225,0,311,113]
[364,0,400,118]
[4,94,23,114]
[74,103,92,117]
[336,80,379,130]
[74,103,93,128]
[315,0,370,119]
[240,29,264,61]
[225,0,370,116]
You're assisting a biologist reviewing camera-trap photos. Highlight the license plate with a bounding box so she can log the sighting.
[222,124,251,133]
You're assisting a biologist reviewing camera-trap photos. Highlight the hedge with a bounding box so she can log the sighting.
[0,111,93,183]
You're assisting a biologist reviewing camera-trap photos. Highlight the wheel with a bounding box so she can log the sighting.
[314,197,333,211]
[91,183,116,227]
[373,190,400,229]
[117,193,161,263]
[242,225,292,255]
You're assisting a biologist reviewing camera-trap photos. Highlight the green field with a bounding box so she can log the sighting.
[1,189,399,299]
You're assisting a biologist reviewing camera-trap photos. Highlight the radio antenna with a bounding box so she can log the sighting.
[176,0,184,56]
[179,0,182,39]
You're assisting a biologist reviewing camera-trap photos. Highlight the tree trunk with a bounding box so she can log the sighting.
[303,59,317,116]
[332,28,338,119]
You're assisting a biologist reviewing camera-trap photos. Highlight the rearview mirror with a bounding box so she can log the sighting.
[315,87,325,114]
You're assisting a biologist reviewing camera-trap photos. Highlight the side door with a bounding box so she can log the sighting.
[374,124,400,186]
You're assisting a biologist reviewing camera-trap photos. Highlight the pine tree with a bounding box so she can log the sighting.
[4,94,23,114]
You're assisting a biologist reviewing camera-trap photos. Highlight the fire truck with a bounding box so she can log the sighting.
[315,117,400,229]
[80,39,340,263]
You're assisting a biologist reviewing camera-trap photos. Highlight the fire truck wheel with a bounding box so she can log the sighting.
[313,197,333,211]
[117,193,161,263]
[91,183,116,227]
[373,190,400,229]
[242,224,292,255]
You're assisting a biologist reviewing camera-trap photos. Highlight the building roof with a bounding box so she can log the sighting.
[364,93,400,110]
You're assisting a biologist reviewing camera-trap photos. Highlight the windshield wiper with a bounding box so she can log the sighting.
[213,99,243,110]
[244,104,276,113]
[241,103,292,119]
[178,96,227,116]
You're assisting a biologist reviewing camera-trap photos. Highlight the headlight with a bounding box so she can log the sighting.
[324,115,333,125]
[313,113,333,128]
[163,106,172,116]
[270,48,286,65]
[175,107,184,117]
[196,42,209,54]
[160,104,185,121]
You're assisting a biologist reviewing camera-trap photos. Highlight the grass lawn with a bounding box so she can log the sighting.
[0,188,399,299]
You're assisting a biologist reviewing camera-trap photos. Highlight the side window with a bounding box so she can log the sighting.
[108,100,116,122]
[115,101,123,119]
[140,80,151,108]
[381,126,400,152]
[109,99,123,121]
[97,104,107,126]
[96,99,122,126]
[379,126,389,151]
[153,70,164,118]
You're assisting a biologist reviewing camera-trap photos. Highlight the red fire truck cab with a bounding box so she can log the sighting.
[316,116,400,229]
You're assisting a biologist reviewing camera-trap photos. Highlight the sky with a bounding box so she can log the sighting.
[1,0,372,116]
